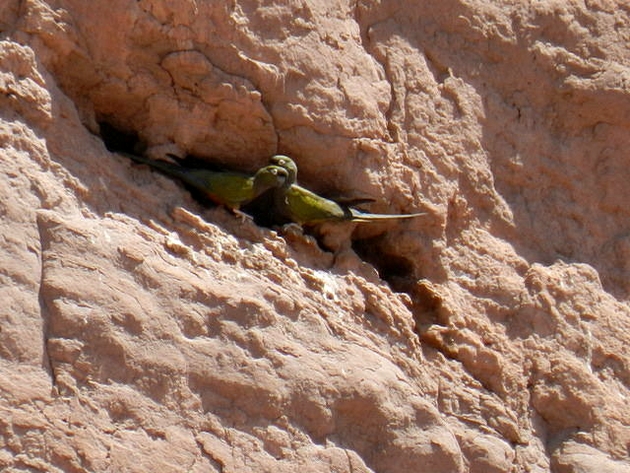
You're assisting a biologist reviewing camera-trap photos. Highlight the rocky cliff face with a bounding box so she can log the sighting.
[1,1,629,472]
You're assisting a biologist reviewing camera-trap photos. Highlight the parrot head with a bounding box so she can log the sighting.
[270,155,297,187]
[253,165,289,195]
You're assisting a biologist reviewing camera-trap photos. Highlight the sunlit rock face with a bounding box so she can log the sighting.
[1,1,629,472]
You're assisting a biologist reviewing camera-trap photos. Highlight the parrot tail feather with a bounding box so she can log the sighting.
[349,208,426,223]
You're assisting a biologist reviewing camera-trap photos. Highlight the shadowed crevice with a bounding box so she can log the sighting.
[35,211,57,390]
[353,234,415,284]
[99,121,143,154]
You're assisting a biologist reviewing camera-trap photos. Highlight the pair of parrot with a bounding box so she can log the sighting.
[121,152,424,225]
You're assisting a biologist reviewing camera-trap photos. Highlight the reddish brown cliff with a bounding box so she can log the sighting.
[1,1,629,471]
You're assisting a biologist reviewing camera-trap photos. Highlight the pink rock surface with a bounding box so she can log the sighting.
[1,1,629,472]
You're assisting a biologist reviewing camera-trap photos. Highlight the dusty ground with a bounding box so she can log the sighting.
[1,1,629,472]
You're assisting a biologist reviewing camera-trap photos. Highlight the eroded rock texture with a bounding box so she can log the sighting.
[1,1,629,472]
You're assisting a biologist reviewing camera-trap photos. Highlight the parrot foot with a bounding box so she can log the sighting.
[278,222,304,237]
[231,208,253,222]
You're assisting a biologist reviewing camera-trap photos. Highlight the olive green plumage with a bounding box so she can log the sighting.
[269,155,425,225]
[121,152,288,210]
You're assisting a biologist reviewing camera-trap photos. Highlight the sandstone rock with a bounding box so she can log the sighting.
[551,441,630,473]
[1,1,629,472]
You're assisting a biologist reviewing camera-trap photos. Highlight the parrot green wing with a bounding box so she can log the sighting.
[281,185,425,224]
[121,152,287,210]
[192,171,255,208]
[281,185,348,224]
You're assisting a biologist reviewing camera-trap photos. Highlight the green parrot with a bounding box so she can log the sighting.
[120,152,289,211]
[268,155,425,225]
